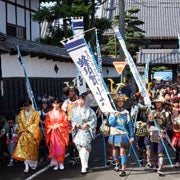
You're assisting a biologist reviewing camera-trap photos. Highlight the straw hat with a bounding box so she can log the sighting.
[153,96,165,103]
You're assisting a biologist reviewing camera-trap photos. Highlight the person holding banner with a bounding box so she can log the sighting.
[12,99,42,173]
[44,98,69,170]
[148,96,169,176]
[131,93,151,167]
[71,94,97,174]
[107,94,134,177]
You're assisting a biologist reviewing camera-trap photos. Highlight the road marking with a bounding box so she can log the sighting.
[25,153,70,180]
[25,165,50,180]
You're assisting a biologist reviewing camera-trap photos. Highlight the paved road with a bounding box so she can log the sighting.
[0,135,179,180]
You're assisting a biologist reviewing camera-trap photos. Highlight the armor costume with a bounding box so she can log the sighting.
[108,94,134,177]
[131,99,151,166]
[148,96,168,176]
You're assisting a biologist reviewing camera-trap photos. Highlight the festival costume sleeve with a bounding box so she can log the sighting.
[44,113,52,146]
[58,110,69,146]
[71,108,78,129]
[108,114,117,126]
[13,110,42,161]
[17,111,27,135]
[44,110,69,147]
[86,108,97,139]
[86,109,97,128]
[127,114,134,138]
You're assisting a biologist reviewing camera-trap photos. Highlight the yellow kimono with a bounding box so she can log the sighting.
[13,109,42,161]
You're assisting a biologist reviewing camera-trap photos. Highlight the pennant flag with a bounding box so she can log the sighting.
[113,26,151,107]
[17,46,38,110]
[113,61,126,75]
[71,17,84,35]
[71,17,87,94]
[143,56,150,84]
[63,36,115,113]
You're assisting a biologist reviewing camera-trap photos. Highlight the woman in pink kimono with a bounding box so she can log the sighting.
[44,98,69,170]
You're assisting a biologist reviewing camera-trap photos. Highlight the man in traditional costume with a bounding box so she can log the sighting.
[131,93,151,167]
[61,86,79,164]
[44,98,69,170]
[148,96,169,176]
[71,94,97,174]
[13,99,42,173]
[108,94,134,177]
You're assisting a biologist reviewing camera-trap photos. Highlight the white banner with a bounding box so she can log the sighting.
[71,17,87,94]
[63,36,115,113]
[113,26,151,107]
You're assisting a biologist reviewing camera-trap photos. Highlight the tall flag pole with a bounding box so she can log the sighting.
[16,46,38,110]
[113,26,151,107]
[143,55,150,84]
[17,46,48,140]
[95,29,102,73]
[71,17,87,94]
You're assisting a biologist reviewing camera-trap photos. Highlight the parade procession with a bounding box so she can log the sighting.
[0,0,180,180]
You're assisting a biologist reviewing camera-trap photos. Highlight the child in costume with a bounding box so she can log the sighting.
[108,94,134,177]
[6,115,18,166]
[71,94,97,174]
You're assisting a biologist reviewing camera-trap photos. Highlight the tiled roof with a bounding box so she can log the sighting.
[0,33,115,65]
[101,0,180,39]
[136,49,180,65]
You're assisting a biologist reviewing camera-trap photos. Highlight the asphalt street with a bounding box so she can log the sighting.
[0,134,179,180]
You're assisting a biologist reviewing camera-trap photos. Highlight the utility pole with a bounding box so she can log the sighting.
[118,0,125,82]
[118,0,125,60]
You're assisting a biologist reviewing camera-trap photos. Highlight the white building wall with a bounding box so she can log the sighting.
[1,54,119,79]
[0,1,6,34]
[1,54,76,78]
[7,3,15,24]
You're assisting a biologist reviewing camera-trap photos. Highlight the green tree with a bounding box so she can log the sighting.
[33,0,111,46]
[105,8,149,58]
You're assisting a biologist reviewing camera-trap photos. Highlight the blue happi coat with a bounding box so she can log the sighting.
[108,109,134,146]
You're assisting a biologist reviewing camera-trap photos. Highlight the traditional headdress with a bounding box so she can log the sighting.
[107,78,125,94]
[64,78,77,91]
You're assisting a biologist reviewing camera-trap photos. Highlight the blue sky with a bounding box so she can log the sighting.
[153,71,172,81]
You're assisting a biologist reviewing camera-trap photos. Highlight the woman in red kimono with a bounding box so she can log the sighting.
[44,98,69,170]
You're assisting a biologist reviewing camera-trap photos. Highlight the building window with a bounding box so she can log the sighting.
[7,23,26,39]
